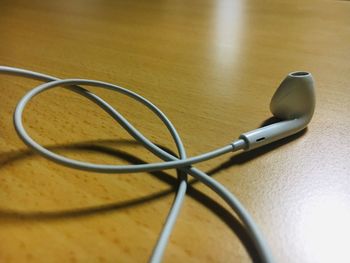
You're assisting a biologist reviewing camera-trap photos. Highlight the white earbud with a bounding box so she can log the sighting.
[239,71,315,150]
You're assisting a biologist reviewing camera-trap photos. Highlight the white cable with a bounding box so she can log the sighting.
[0,66,274,263]
[14,78,238,173]
[0,66,189,262]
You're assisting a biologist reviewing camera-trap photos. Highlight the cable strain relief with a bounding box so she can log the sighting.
[231,139,247,151]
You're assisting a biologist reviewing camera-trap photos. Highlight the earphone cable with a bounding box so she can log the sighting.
[0,66,274,263]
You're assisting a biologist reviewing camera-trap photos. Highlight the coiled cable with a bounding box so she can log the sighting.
[0,66,274,263]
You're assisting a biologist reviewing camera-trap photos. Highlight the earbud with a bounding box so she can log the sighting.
[239,71,315,150]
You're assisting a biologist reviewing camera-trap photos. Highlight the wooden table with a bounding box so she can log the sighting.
[1,0,349,262]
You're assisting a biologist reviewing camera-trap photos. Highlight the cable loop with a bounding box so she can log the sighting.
[1,66,274,263]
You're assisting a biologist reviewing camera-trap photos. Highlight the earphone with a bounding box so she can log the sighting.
[0,66,315,263]
[240,71,315,150]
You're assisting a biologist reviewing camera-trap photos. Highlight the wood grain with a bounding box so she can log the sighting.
[0,0,349,262]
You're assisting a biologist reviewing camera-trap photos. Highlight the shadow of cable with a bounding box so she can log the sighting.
[0,125,307,262]
[0,140,176,220]
[0,138,262,261]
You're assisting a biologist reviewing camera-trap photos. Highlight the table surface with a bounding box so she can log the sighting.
[1,0,349,262]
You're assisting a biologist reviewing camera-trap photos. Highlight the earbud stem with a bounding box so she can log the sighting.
[239,117,307,150]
